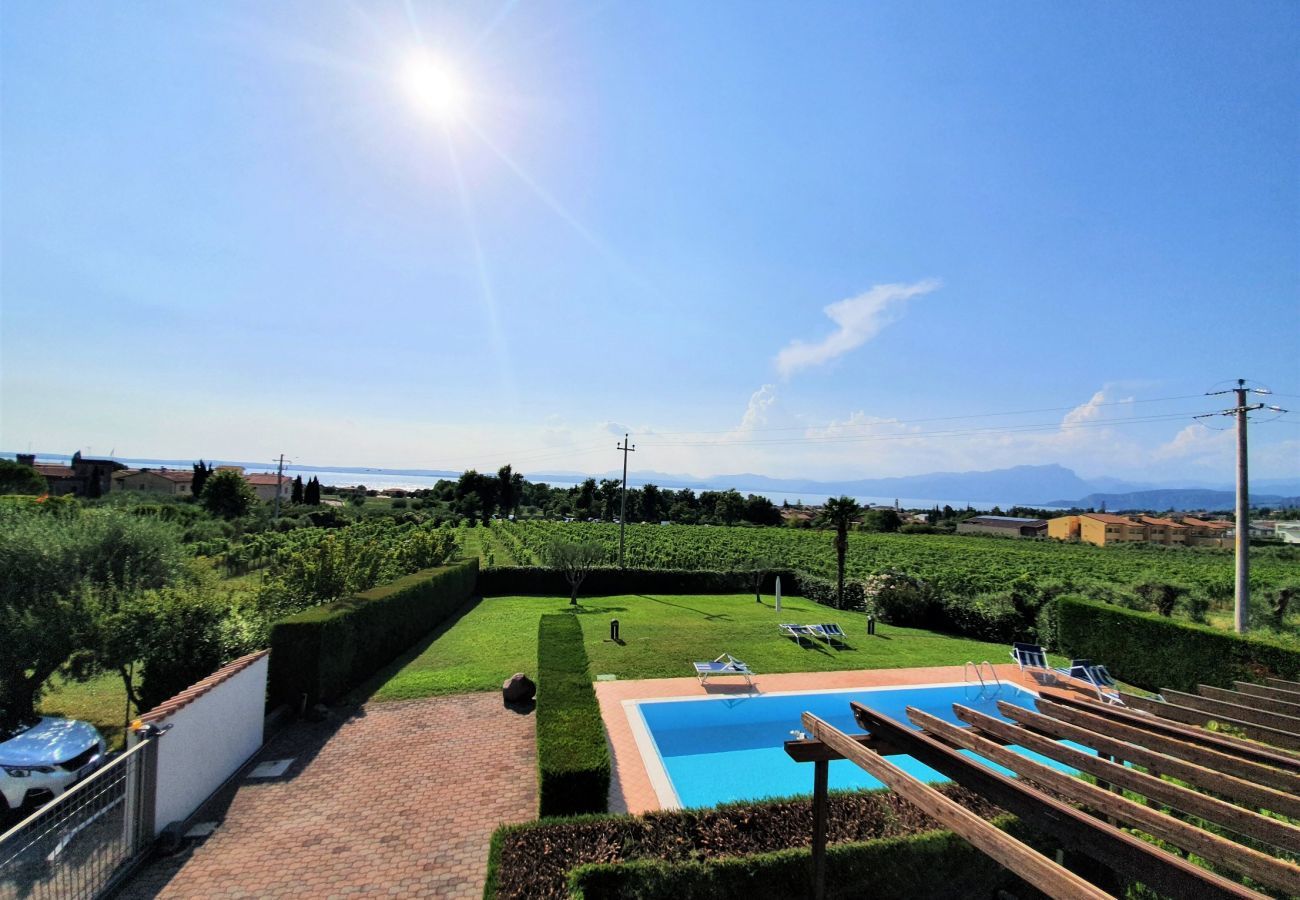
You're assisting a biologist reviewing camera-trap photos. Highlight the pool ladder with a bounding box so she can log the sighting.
[964,660,1002,696]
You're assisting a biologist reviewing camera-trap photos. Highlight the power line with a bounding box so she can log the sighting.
[638,411,1201,449]
[644,393,1211,438]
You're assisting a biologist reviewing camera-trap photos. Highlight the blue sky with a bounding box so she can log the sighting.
[2,1,1297,482]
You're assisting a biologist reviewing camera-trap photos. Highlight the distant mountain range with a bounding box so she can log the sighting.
[1044,489,1300,512]
[9,452,1298,510]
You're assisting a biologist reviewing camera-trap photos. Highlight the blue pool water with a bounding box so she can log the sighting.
[634,683,1088,809]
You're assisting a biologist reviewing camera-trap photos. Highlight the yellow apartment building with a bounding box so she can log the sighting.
[1047,513,1150,547]
[1136,516,1188,545]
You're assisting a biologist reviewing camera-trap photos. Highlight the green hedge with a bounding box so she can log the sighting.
[480,566,800,598]
[268,558,479,708]
[568,827,1024,900]
[537,613,610,817]
[1057,597,1300,692]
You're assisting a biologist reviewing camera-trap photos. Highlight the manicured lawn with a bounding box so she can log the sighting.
[38,672,133,750]
[362,594,1022,703]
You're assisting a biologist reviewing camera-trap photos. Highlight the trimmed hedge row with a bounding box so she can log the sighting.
[1057,597,1300,692]
[537,613,611,817]
[568,827,1024,900]
[268,558,479,708]
[480,566,800,598]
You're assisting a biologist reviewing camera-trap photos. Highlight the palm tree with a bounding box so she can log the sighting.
[818,496,862,608]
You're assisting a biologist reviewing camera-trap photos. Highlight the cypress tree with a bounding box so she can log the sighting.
[291,475,304,504]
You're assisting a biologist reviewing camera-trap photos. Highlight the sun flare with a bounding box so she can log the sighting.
[402,55,467,121]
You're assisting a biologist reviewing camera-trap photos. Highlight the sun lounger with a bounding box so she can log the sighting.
[808,623,847,646]
[1010,642,1057,685]
[694,654,754,687]
[1056,658,1123,704]
[779,623,815,645]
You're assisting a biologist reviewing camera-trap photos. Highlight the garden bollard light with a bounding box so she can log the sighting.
[867,615,876,635]
[610,619,620,641]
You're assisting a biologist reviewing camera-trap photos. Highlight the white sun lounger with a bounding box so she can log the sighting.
[808,623,847,645]
[779,623,815,645]
[694,654,754,687]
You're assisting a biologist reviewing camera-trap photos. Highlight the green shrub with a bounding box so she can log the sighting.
[568,828,1024,900]
[536,613,610,817]
[268,558,478,708]
[1057,597,1300,692]
[940,592,1024,643]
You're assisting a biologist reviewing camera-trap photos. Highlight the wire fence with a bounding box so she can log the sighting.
[0,733,161,900]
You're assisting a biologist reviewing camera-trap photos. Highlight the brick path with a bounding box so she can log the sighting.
[122,693,535,899]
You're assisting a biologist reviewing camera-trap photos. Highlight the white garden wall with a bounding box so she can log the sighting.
[130,650,269,835]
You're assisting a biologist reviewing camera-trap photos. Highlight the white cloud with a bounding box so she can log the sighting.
[739,385,777,431]
[775,278,941,377]
[1153,423,1235,463]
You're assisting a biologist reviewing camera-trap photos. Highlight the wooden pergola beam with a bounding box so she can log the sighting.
[1234,681,1300,704]
[1162,688,1300,733]
[1035,697,1300,796]
[910,707,1291,898]
[800,711,1113,900]
[1004,701,1300,819]
[973,703,1300,855]
[1127,693,1300,751]
[1043,695,1300,771]
[1265,677,1300,692]
[846,703,1260,900]
[1200,684,1300,717]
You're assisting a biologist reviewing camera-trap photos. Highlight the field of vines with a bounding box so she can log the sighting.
[489,520,1299,599]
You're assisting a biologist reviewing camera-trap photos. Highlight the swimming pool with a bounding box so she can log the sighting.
[626,682,1088,809]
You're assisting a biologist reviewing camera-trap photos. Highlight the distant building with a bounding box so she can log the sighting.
[1276,522,1300,544]
[1047,513,1149,546]
[244,472,292,503]
[956,515,1047,539]
[117,468,194,496]
[1135,516,1188,546]
[17,451,125,497]
[1178,516,1233,548]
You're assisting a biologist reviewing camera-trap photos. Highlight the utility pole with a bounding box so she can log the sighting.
[273,453,286,521]
[616,434,635,567]
[1197,380,1285,633]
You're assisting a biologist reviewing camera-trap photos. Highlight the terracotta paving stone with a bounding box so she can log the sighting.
[120,693,535,900]
[597,663,1100,814]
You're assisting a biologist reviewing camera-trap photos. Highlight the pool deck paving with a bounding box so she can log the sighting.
[120,692,536,899]
[597,662,1096,814]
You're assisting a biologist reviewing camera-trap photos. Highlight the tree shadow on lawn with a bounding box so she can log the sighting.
[637,595,732,621]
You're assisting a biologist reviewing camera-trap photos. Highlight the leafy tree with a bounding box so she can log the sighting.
[742,494,783,526]
[1270,585,1297,627]
[598,479,621,521]
[201,469,257,519]
[291,475,304,505]
[496,465,525,517]
[548,540,604,605]
[0,458,46,495]
[456,470,497,525]
[713,489,745,525]
[1134,581,1186,617]
[191,460,214,498]
[304,476,321,505]
[641,483,663,523]
[817,496,862,609]
[0,506,184,730]
[864,508,903,533]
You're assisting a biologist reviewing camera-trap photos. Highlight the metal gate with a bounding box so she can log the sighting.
[0,730,163,900]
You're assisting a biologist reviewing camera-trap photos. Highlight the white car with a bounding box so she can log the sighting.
[1,717,107,816]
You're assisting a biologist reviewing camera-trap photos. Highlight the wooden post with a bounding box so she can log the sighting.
[812,759,828,900]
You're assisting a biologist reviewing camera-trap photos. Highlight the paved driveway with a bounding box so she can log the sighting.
[122,693,535,899]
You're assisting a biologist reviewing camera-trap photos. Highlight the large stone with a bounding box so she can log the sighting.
[502,672,536,704]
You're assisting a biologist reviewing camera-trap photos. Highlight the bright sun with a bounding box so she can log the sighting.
[402,55,467,121]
